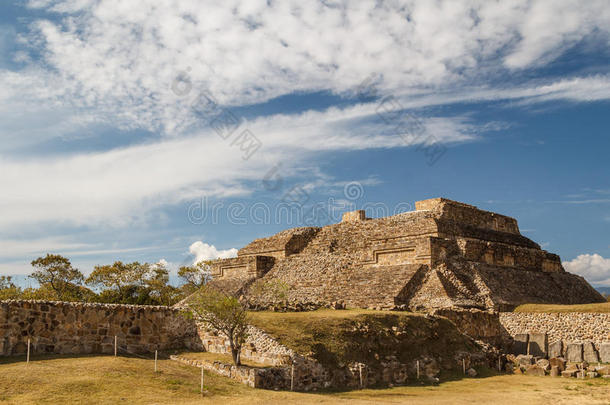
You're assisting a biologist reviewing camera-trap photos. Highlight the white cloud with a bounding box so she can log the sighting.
[0,237,92,258]
[3,0,606,138]
[1,0,610,264]
[0,0,607,154]
[388,75,610,110]
[0,104,477,230]
[0,236,167,276]
[503,0,610,69]
[189,241,237,264]
[563,253,610,287]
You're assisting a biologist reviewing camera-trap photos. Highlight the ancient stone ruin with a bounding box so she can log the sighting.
[209,198,604,311]
[1,198,606,391]
[0,300,200,356]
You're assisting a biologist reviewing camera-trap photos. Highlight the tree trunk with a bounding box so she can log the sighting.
[230,346,241,366]
[228,338,241,366]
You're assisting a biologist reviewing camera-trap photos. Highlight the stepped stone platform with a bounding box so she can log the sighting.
[208,198,604,311]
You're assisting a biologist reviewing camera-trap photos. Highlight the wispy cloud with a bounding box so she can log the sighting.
[0,236,167,261]
[0,237,92,258]
[545,199,610,204]
[0,104,479,231]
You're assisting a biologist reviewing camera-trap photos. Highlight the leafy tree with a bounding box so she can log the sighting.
[144,261,181,306]
[29,254,85,301]
[178,261,212,293]
[87,261,150,304]
[86,261,148,296]
[96,284,149,305]
[186,286,249,365]
[87,260,182,305]
[0,276,22,300]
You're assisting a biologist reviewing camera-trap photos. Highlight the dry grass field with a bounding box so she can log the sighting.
[0,355,608,404]
[513,302,610,313]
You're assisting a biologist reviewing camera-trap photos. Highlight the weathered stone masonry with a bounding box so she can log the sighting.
[0,300,200,356]
[499,311,610,362]
[208,197,604,311]
[192,315,492,391]
[499,312,610,346]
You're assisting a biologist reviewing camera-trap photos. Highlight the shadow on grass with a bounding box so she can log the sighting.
[0,353,509,396]
[293,366,505,396]
[0,350,178,366]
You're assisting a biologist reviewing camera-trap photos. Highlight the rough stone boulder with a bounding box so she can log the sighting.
[549,357,566,372]
[526,364,546,376]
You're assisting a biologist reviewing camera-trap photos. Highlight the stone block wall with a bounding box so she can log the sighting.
[416,198,520,234]
[209,255,274,280]
[453,238,562,272]
[238,227,319,258]
[499,312,610,346]
[341,210,367,222]
[499,312,610,362]
[0,300,200,356]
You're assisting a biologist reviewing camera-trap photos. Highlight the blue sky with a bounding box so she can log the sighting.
[0,0,609,288]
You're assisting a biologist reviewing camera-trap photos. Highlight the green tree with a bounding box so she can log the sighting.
[0,276,22,300]
[29,254,85,301]
[86,261,148,296]
[178,260,212,294]
[186,286,249,366]
[144,261,181,306]
[87,261,182,305]
[20,285,56,300]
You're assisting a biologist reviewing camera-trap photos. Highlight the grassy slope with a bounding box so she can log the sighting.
[247,309,478,371]
[514,302,610,313]
[0,355,609,404]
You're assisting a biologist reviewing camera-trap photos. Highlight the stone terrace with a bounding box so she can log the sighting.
[207,198,605,311]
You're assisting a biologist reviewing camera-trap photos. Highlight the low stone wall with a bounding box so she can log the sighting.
[499,312,610,346]
[198,324,294,366]
[170,354,290,389]
[0,300,200,356]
